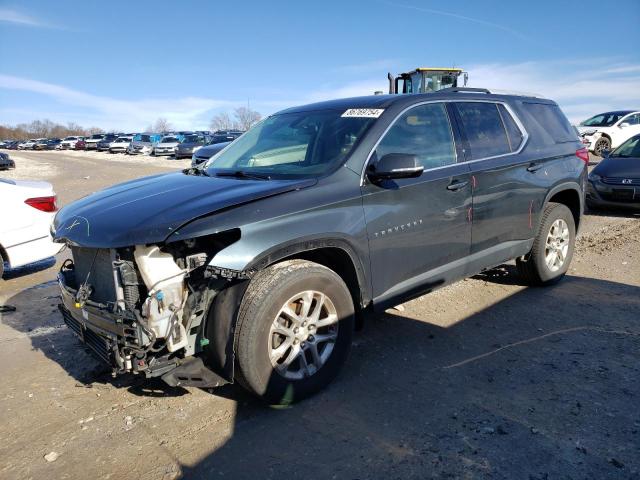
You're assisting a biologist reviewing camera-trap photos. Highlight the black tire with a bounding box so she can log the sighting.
[516,202,575,286]
[235,260,354,405]
[594,137,610,157]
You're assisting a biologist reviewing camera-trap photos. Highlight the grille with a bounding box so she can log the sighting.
[60,306,112,364]
[71,247,117,304]
[602,177,640,186]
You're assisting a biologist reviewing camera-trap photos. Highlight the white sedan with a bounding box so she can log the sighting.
[59,136,83,149]
[108,136,133,153]
[0,178,63,277]
[152,136,181,156]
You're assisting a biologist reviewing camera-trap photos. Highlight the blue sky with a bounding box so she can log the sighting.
[1,0,639,130]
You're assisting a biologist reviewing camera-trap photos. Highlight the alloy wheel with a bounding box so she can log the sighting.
[268,290,339,380]
[544,219,570,272]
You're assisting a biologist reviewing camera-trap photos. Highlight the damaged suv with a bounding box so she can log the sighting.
[54,89,586,404]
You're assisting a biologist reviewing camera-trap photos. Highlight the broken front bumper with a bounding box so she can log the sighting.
[58,272,138,367]
[58,271,229,388]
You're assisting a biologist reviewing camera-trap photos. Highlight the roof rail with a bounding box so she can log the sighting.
[442,87,491,94]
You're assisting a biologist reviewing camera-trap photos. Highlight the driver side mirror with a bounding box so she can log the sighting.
[601,148,610,158]
[367,153,423,181]
[619,122,630,128]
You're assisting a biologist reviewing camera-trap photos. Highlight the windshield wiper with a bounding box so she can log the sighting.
[214,170,271,180]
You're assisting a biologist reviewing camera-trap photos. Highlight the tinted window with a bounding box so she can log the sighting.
[621,114,640,126]
[456,102,510,159]
[497,104,524,151]
[524,102,576,144]
[612,135,640,157]
[375,103,455,170]
[581,112,632,127]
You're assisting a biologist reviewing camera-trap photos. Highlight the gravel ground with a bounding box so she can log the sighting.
[0,150,638,480]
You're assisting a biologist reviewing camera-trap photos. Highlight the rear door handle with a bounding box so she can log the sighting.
[446,180,469,191]
[526,163,544,172]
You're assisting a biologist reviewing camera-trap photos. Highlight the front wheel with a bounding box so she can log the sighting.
[235,260,354,405]
[594,137,610,157]
[516,202,575,286]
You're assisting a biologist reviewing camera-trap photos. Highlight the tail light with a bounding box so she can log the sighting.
[24,195,57,212]
[575,147,589,164]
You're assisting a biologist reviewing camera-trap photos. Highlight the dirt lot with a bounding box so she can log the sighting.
[1,150,639,480]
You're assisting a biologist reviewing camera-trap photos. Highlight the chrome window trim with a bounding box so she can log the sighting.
[360,99,529,186]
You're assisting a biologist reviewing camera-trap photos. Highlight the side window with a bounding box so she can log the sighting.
[522,102,577,144]
[375,103,455,170]
[455,102,511,159]
[622,114,640,125]
[497,104,524,151]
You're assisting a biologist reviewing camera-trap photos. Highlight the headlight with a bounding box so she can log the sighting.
[588,172,601,182]
[582,129,597,136]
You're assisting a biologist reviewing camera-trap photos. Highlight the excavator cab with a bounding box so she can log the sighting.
[388,68,468,94]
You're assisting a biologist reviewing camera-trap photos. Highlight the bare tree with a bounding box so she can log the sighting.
[0,119,105,140]
[209,112,235,131]
[153,118,172,133]
[233,106,261,130]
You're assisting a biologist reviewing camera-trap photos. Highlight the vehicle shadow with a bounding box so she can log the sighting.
[472,263,526,286]
[2,273,639,478]
[176,274,640,479]
[0,278,189,397]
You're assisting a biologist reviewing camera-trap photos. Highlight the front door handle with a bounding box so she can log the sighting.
[446,180,469,191]
[526,163,544,172]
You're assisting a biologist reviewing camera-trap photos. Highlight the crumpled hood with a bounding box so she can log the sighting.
[593,157,640,178]
[53,171,316,248]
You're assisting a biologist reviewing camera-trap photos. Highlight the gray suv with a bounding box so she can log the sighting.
[53,89,587,404]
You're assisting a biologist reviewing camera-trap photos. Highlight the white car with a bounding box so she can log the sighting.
[578,110,640,156]
[60,136,83,149]
[18,139,44,150]
[108,136,133,153]
[0,178,63,277]
[152,136,181,156]
[84,133,105,150]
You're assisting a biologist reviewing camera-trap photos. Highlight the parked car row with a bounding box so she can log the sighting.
[0,130,244,159]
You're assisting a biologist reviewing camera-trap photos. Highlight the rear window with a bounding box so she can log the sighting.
[523,102,577,144]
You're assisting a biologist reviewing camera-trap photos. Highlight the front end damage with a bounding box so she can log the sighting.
[57,231,246,388]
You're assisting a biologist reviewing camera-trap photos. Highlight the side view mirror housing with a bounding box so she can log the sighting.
[601,148,610,158]
[619,122,630,128]
[368,153,424,181]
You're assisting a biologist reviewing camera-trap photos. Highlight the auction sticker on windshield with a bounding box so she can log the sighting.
[341,108,385,118]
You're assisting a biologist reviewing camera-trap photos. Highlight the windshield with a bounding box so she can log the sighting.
[581,112,631,127]
[182,135,203,143]
[134,134,151,142]
[205,109,375,179]
[611,135,640,158]
[91,134,103,139]
[161,136,179,143]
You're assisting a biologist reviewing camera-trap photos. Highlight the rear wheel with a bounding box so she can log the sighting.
[516,202,575,286]
[235,260,354,405]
